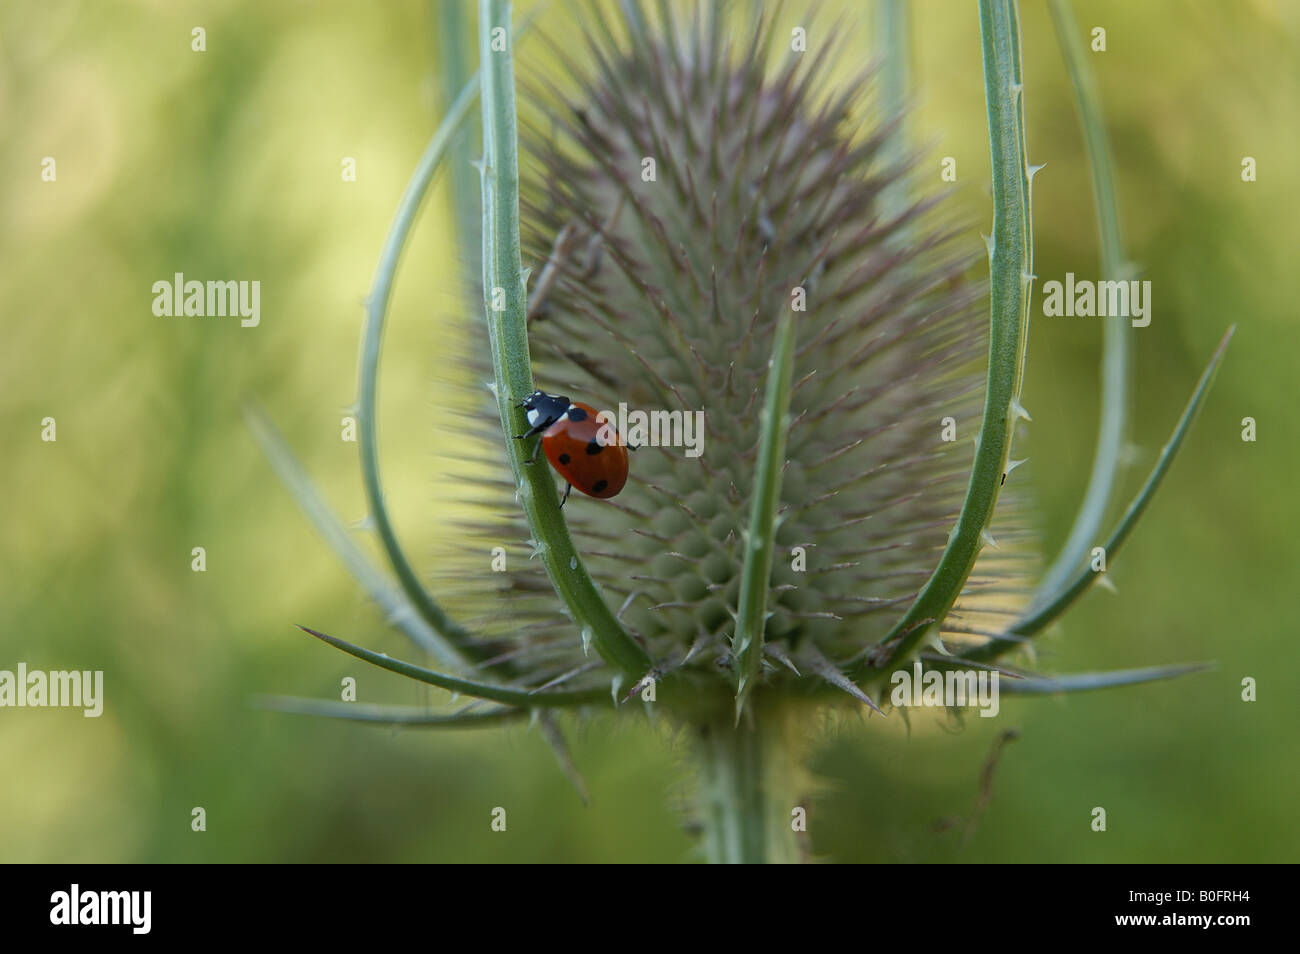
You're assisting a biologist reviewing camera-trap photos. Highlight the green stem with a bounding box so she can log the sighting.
[477,0,651,682]
[860,0,1035,676]
[696,712,802,864]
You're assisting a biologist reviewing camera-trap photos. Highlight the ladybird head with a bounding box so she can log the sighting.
[520,389,570,430]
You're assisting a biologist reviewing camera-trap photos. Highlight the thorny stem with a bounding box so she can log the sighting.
[478,0,652,683]
[697,709,803,864]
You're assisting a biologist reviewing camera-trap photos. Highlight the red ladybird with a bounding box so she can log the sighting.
[517,390,628,505]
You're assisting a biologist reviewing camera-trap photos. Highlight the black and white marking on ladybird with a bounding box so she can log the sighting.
[516,390,629,506]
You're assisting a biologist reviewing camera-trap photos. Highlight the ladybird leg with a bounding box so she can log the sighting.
[514,436,541,465]
[560,482,573,508]
[514,422,549,440]
[511,430,545,465]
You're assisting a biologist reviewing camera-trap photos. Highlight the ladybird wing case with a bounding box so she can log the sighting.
[542,402,628,498]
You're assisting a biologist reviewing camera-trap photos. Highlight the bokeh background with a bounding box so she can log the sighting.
[2,0,1296,862]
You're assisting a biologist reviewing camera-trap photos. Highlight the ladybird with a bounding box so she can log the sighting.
[517,390,628,505]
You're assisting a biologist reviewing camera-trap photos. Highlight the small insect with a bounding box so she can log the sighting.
[516,390,629,506]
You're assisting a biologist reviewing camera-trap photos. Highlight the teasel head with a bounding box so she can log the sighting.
[257,0,1232,863]
[497,11,999,694]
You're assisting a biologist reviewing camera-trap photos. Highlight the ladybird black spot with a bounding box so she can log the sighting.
[586,439,603,455]
[558,453,571,465]
[592,479,609,494]
[566,406,588,422]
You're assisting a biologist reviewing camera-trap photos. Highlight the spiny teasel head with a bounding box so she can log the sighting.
[436,3,1031,715]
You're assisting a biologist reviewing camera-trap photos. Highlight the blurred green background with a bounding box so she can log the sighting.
[1,0,1296,862]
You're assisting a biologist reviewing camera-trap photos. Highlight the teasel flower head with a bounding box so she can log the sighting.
[501,13,994,693]
[256,0,1232,863]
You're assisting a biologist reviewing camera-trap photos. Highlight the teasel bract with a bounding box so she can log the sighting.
[254,0,1232,863]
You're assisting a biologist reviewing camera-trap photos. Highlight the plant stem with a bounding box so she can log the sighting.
[696,710,802,864]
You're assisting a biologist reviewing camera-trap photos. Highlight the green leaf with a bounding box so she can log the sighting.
[477,0,652,680]
[859,0,1035,676]
[297,625,610,709]
[254,694,527,727]
[357,8,540,667]
[1027,0,1131,614]
[968,326,1235,660]
[243,403,465,667]
[431,0,483,271]
[994,662,1215,695]
[356,65,482,660]
[734,313,797,721]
